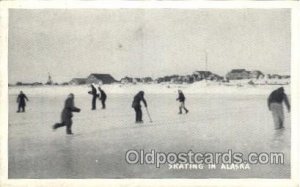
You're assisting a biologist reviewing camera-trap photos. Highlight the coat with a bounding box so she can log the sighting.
[88,86,98,97]
[268,88,290,110]
[61,97,80,122]
[99,89,107,100]
[132,92,147,108]
[177,93,185,102]
[17,93,28,106]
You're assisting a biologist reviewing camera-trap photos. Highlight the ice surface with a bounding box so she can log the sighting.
[8,85,290,178]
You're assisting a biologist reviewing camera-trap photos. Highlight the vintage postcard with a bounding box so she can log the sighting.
[0,1,299,187]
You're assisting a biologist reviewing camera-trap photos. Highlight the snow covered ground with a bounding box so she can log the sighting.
[8,84,290,178]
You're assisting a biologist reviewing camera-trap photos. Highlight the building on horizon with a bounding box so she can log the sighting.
[86,73,116,84]
[226,69,265,80]
[226,69,251,80]
[120,76,134,84]
[193,71,212,81]
[249,70,264,79]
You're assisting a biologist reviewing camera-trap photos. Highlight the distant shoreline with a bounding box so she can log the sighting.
[8,82,290,96]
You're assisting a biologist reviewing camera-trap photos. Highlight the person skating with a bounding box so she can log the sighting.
[132,91,147,123]
[268,87,290,130]
[16,91,29,113]
[53,93,81,135]
[88,83,99,110]
[98,86,107,109]
[176,90,189,114]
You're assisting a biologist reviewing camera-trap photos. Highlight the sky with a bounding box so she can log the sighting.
[8,9,291,83]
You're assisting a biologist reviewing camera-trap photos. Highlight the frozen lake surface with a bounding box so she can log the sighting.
[8,89,290,178]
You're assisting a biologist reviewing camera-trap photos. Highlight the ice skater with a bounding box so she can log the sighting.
[53,93,81,135]
[88,83,99,110]
[176,90,189,114]
[16,91,29,113]
[268,87,290,130]
[132,91,147,123]
[98,86,107,109]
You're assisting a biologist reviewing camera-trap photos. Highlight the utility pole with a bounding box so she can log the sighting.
[205,50,208,85]
[205,50,208,72]
[47,72,53,85]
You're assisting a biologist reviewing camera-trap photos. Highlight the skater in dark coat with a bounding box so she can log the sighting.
[98,86,107,109]
[176,90,189,114]
[88,83,99,110]
[17,91,29,113]
[132,91,147,123]
[53,93,81,135]
[268,87,290,129]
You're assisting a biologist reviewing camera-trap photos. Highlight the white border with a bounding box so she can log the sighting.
[0,1,299,187]
[0,6,9,185]
[291,5,300,184]
[0,1,299,9]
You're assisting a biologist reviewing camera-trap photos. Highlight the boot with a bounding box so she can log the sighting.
[66,129,73,135]
[52,123,59,130]
[178,108,182,114]
[185,108,189,114]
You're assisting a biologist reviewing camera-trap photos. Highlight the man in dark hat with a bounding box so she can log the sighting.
[268,87,290,130]
[17,91,29,113]
[98,86,107,109]
[53,93,81,135]
[132,91,147,123]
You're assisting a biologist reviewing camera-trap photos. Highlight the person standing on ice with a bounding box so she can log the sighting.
[132,91,147,123]
[98,86,107,109]
[16,91,29,113]
[176,90,189,114]
[88,83,99,110]
[268,87,290,130]
[53,93,81,135]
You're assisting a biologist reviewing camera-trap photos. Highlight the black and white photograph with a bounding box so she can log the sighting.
[0,2,299,186]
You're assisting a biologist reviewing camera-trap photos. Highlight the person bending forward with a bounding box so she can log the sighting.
[53,93,81,135]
